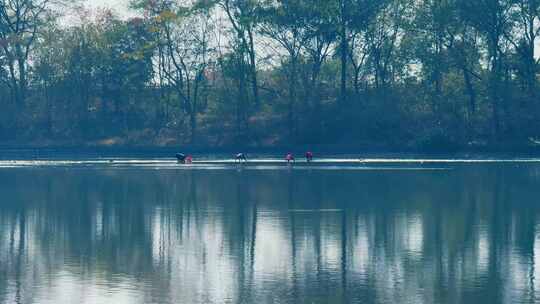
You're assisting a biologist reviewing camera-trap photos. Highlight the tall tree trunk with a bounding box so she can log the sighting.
[17,65,26,108]
[490,68,501,141]
[236,63,249,143]
[310,60,324,139]
[526,14,537,98]
[247,28,260,107]
[288,57,298,141]
[7,60,20,106]
[16,45,27,109]
[489,38,502,142]
[339,0,348,104]
[190,111,197,144]
[353,66,361,96]
[462,67,476,117]
[45,84,53,136]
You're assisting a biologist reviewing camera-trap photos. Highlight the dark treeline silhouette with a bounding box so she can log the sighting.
[0,0,539,150]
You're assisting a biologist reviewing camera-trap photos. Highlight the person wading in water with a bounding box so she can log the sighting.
[176,153,187,164]
[305,151,314,162]
[286,153,295,164]
[235,153,247,163]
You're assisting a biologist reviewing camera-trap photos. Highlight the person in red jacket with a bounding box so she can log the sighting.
[286,153,295,163]
[305,151,313,162]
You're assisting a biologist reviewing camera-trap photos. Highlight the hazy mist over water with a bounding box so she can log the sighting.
[1,162,540,303]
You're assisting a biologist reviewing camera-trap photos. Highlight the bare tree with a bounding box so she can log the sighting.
[0,0,53,108]
[459,0,515,140]
[220,0,260,108]
[149,2,215,143]
[509,0,540,97]
[258,0,311,140]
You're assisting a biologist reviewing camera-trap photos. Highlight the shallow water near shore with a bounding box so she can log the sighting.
[1,158,540,304]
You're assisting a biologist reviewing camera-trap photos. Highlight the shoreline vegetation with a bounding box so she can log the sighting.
[2,139,540,156]
[1,0,539,151]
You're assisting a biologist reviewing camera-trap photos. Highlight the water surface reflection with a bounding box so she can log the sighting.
[1,165,540,303]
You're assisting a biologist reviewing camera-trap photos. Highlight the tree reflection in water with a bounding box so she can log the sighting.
[0,165,540,303]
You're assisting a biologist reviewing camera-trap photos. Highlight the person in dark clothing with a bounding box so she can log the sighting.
[176,153,187,164]
[235,153,247,162]
[305,151,314,162]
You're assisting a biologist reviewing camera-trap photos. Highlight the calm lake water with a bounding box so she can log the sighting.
[1,160,540,304]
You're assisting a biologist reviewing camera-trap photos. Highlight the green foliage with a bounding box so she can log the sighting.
[0,0,539,149]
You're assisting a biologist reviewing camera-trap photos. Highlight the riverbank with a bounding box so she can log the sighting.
[2,142,540,159]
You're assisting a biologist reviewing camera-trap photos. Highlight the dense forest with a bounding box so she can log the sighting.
[0,0,539,150]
